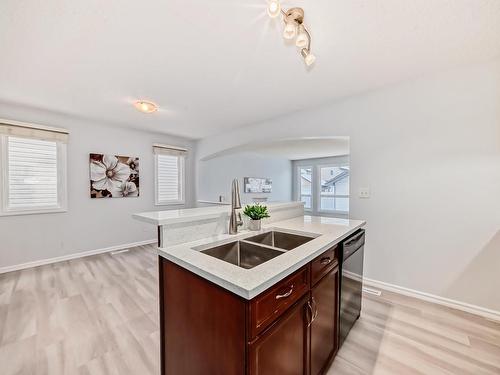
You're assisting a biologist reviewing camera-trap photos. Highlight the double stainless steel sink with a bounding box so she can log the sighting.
[198,230,316,269]
[245,231,315,251]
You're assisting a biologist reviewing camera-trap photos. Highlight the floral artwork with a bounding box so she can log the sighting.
[89,154,139,198]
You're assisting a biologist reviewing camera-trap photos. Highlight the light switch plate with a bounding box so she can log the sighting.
[359,187,370,198]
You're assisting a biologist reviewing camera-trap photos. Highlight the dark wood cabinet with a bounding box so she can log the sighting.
[249,296,309,375]
[310,266,340,375]
[161,260,246,375]
[159,244,341,375]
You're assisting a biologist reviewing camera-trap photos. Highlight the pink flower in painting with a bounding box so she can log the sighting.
[90,155,131,191]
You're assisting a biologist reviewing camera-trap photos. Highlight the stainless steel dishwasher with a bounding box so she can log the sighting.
[339,229,365,347]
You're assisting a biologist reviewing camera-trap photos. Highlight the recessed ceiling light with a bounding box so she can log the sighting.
[134,100,158,114]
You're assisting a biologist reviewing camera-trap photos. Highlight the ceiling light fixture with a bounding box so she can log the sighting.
[134,100,158,114]
[301,48,316,66]
[283,22,297,40]
[267,0,281,18]
[295,25,308,48]
[266,1,316,67]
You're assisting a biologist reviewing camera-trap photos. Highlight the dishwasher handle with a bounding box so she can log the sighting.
[343,229,365,258]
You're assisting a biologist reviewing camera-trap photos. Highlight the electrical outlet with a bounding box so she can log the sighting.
[359,187,370,199]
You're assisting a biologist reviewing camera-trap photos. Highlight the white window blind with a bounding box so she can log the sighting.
[155,146,185,205]
[0,119,68,215]
[7,137,59,209]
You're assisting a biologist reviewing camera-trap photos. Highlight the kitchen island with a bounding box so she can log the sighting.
[134,203,365,375]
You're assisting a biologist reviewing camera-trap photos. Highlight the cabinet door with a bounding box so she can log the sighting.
[249,296,309,375]
[310,267,339,375]
[162,259,246,375]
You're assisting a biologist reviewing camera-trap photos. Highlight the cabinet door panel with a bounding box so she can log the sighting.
[310,267,339,375]
[162,259,246,375]
[249,297,308,375]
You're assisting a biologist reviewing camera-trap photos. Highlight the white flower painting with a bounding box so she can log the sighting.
[90,154,140,198]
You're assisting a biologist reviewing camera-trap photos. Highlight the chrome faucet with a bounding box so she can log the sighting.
[229,178,243,234]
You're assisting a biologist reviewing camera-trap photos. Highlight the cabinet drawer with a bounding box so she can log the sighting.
[249,266,309,339]
[311,246,338,286]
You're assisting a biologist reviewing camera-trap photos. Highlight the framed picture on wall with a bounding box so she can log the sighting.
[89,154,140,198]
[244,177,272,193]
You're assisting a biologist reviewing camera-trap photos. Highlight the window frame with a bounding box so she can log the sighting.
[296,165,313,212]
[317,163,350,215]
[154,153,186,206]
[0,135,68,216]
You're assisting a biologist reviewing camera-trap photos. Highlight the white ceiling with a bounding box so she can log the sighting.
[203,137,350,161]
[1,0,499,139]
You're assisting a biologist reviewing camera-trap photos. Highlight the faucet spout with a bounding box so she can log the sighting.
[229,179,243,234]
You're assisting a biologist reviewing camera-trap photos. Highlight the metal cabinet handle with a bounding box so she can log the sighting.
[275,285,294,300]
[320,257,332,265]
[307,300,314,327]
[311,297,318,322]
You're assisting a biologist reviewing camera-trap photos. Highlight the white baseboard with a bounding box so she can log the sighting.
[363,276,500,323]
[0,239,157,274]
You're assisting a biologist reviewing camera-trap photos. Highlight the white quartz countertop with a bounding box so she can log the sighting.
[157,215,366,300]
[133,201,301,225]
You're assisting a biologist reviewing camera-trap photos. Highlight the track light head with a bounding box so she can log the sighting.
[301,48,316,66]
[267,0,281,18]
[296,25,308,48]
[283,22,297,39]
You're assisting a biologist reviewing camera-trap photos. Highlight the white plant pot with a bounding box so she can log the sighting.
[248,219,262,231]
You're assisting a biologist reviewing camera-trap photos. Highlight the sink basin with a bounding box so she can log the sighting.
[197,230,317,269]
[245,231,314,251]
[200,241,283,269]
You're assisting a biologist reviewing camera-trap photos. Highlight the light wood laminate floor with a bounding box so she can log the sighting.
[1,245,499,375]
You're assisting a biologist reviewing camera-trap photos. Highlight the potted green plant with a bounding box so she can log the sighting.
[243,203,270,231]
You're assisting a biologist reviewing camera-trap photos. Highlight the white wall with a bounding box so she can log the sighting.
[197,59,500,312]
[197,152,292,204]
[0,105,196,269]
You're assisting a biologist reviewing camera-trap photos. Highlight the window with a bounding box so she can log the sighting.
[154,144,186,205]
[298,166,312,210]
[319,165,349,213]
[0,121,68,216]
[294,157,350,217]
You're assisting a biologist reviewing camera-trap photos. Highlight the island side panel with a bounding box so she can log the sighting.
[160,258,247,375]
